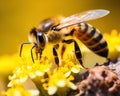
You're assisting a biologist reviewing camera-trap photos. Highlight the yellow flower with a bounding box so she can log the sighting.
[5,50,79,96]
[47,70,76,95]
[3,86,31,96]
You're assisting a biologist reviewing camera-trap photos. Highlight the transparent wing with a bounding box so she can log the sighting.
[56,9,110,29]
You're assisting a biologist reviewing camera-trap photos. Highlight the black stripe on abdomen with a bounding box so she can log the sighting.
[76,23,108,57]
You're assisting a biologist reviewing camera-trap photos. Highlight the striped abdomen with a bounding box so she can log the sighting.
[74,23,108,57]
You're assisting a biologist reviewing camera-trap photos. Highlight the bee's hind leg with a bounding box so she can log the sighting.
[62,39,89,70]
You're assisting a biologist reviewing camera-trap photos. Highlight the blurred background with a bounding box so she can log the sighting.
[0,0,120,95]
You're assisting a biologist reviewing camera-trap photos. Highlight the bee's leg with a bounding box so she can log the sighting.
[34,47,38,60]
[35,51,38,60]
[39,50,43,59]
[19,42,31,57]
[62,39,88,70]
[31,45,36,63]
[73,40,89,70]
[38,48,44,60]
[61,44,66,59]
[53,44,59,67]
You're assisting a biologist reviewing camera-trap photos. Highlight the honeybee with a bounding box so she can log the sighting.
[20,9,110,69]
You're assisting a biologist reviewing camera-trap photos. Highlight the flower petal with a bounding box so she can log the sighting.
[71,67,80,73]
[29,73,36,79]
[19,76,28,83]
[68,82,77,90]
[65,71,71,77]
[35,70,44,76]
[57,80,66,87]
[48,86,57,95]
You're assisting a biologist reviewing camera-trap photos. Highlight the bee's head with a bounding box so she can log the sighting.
[29,27,46,50]
[28,27,47,61]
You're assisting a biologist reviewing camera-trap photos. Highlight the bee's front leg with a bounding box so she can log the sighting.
[30,45,36,63]
[61,44,66,59]
[53,44,59,67]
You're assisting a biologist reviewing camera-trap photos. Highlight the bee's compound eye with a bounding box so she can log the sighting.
[37,32,46,47]
[37,32,44,43]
